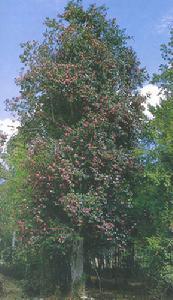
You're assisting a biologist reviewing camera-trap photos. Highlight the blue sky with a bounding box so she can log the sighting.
[0,0,173,120]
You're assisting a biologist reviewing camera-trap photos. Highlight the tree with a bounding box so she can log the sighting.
[5,0,147,294]
[7,0,146,244]
[0,130,7,183]
[133,28,173,297]
[150,28,173,234]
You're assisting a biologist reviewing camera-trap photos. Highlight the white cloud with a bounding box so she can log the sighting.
[0,119,20,153]
[140,84,162,118]
[156,14,173,34]
[0,118,20,140]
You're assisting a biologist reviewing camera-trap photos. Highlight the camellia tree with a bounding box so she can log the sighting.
[5,0,147,293]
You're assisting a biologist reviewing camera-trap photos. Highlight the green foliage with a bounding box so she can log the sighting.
[0,136,32,270]
[133,28,173,298]
[144,237,173,299]
[152,28,173,95]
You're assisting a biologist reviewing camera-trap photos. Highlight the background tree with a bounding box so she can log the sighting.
[133,28,173,297]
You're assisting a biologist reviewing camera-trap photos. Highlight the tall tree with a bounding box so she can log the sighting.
[6,0,147,256]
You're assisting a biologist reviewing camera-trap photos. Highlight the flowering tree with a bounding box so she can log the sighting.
[7,1,147,256]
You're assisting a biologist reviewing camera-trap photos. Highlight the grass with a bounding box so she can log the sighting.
[0,272,25,299]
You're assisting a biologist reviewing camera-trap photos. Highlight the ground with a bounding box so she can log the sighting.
[0,272,25,299]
